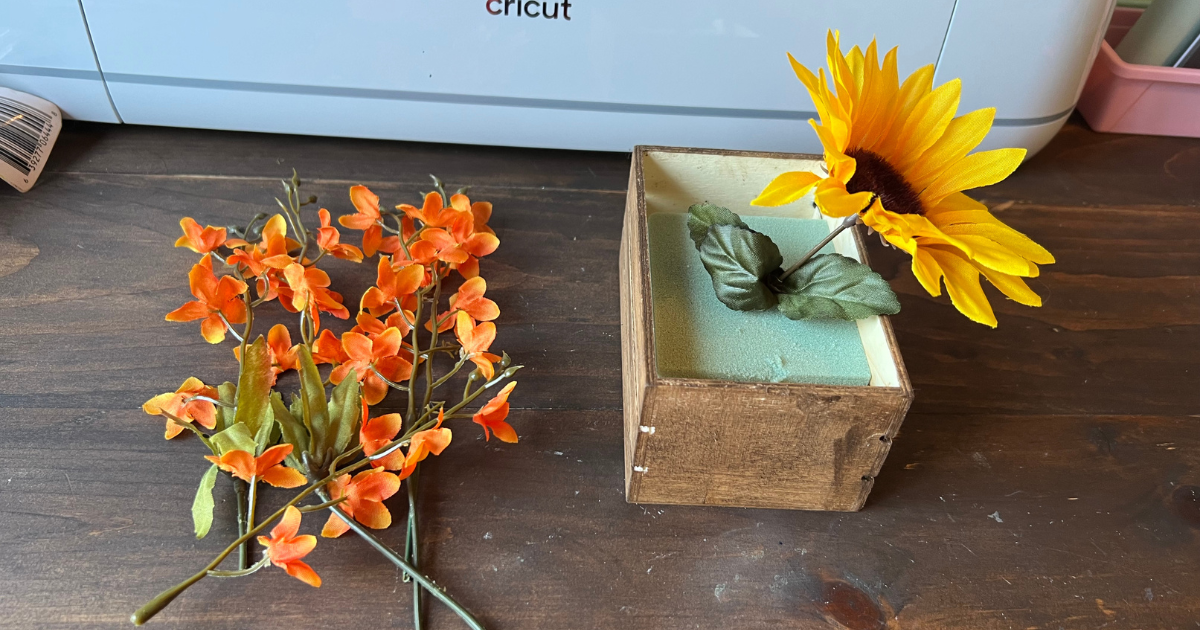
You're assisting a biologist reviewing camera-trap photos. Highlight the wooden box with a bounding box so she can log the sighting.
[620,146,914,511]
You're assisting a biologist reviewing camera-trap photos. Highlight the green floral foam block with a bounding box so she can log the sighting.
[647,213,872,386]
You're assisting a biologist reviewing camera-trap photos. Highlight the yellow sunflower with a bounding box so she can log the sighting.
[752,31,1054,327]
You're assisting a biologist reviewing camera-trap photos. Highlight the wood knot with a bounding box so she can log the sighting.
[818,578,885,630]
[0,234,38,279]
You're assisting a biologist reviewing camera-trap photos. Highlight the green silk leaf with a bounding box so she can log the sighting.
[776,253,901,320]
[327,372,361,458]
[232,336,273,439]
[216,382,236,431]
[296,345,331,469]
[271,391,309,471]
[191,464,219,539]
[698,224,783,311]
[252,408,276,456]
[210,423,255,455]
[288,393,304,426]
[686,202,749,249]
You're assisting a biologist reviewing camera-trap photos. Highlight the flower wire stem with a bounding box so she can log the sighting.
[235,479,249,570]
[218,312,245,343]
[245,478,259,565]
[408,473,422,630]
[316,489,485,630]
[776,213,862,282]
[372,365,410,392]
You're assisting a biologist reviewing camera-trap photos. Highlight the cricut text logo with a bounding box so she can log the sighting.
[486,0,572,20]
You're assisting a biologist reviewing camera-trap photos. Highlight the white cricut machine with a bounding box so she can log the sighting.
[3,0,1116,155]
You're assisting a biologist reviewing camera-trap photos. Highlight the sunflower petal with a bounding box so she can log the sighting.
[905,107,996,187]
[927,248,997,327]
[920,147,1026,208]
[939,221,1054,266]
[787,52,822,96]
[911,248,944,297]
[814,180,873,218]
[979,267,1042,307]
[876,64,935,156]
[948,234,1038,277]
[891,78,962,167]
[751,171,822,207]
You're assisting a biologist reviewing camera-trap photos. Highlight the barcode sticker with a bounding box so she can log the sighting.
[0,88,62,193]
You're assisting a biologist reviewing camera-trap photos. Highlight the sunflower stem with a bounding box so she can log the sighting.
[777,214,861,282]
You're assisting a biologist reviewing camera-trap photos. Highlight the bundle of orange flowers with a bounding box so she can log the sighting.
[133,173,518,629]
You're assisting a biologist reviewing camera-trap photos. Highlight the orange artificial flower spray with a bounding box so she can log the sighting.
[132,173,520,629]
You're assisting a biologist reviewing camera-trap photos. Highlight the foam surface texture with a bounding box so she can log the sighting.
[648,212,872,386]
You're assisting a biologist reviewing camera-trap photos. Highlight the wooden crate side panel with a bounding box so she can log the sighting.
[631,382,910,511]
[621,153,653,500]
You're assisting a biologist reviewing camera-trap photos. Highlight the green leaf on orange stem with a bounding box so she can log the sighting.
[296,345,331,469]
[191,464,219,539]
[289,393,303,425]
[210,423,255,455]
[252,408,276,456]
[233,336,274,439]
[271,391,309,470]
[327,372,361,457]
[216,382,236,431]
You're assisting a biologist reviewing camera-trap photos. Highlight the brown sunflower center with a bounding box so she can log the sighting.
[845,149,923,215]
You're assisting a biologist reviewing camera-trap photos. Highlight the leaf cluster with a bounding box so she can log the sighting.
[192,337,362,538]
[686,203,901,320]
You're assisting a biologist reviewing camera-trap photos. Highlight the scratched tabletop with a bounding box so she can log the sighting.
[0,117,1197,629]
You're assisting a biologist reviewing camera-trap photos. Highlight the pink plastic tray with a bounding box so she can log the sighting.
[1077,7,1200,138]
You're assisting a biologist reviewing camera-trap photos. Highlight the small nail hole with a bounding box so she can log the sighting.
[861,476,873,482]
[879,435,890,443]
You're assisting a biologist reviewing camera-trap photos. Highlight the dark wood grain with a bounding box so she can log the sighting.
[1,118,1198,629]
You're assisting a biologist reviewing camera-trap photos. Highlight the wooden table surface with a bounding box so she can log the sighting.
[1,117,1197,629]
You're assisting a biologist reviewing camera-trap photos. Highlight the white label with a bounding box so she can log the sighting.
[0,88,62,193]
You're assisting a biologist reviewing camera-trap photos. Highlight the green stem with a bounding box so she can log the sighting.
[423,265,443,413]
[395,216,413,259]
[161,413,215,454]
[371,365,410,392]
[183,395,234,408]
[298,496,347,513]
[132,481,325,625]
[245,478,258,565]
[408,474,422,629]
[208,556,270,578]
[132,419,442,626]
[316,490,484,630]
[234,479,249,570]
[431,356,469,390]
[218,312,245,343]
[406,285,427,424]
